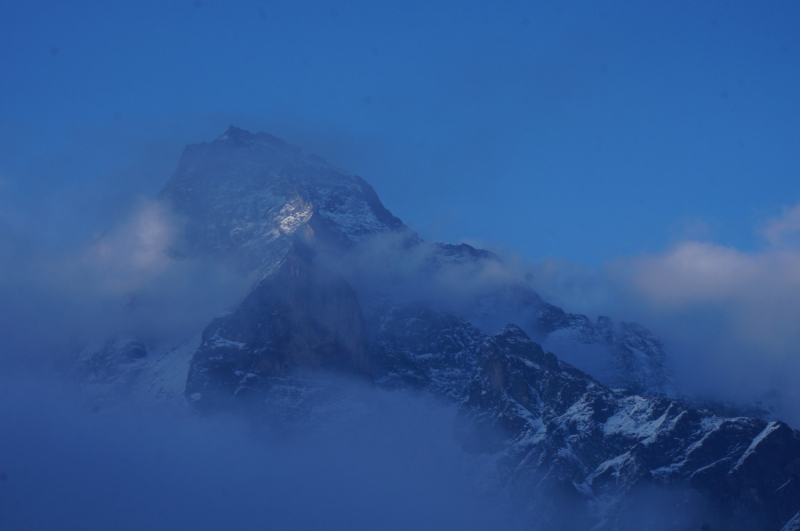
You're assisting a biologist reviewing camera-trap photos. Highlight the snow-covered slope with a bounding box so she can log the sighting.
[77,335,199,409]
[783,511,800,531]
[457,325,800,530]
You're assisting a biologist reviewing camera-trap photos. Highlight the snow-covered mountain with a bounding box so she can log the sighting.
[159,126,405,274]
[77,127,800,531]
[457,324,799,530]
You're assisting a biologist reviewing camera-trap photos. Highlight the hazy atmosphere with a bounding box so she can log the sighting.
[2,1,800,530]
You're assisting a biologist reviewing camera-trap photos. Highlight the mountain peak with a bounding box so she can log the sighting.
[159,128,405,273]
[214,125,295,153]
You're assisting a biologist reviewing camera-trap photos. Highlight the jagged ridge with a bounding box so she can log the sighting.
[74,127,800,530]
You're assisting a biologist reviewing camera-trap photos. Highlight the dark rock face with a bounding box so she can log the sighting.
[185,242,369,411]
[369,304,484,399]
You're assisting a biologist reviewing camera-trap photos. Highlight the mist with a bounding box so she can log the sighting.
[0,371,532,531]
[0,197,254,371]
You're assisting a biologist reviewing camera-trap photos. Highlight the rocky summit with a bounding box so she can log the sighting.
[158,126,405,274]
[78,127,800,531]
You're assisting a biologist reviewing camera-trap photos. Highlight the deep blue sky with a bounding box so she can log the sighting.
[2,0,800,266]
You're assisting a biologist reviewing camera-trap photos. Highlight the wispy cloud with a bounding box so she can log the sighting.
[761,203,800,248]
[80,199,179,294]
[0,199,253,364]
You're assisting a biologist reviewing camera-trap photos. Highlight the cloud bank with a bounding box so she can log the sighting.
[526,203,800,426]
[0,374,526,531]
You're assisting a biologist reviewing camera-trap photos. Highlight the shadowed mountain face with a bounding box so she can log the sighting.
[78,128,800,530]
[185,242,370,412]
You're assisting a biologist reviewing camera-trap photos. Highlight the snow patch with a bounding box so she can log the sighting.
[730,421,780,473]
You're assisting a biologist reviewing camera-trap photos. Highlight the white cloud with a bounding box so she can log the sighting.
[761,203,800,248]
[627,206,800,352]
[590,204,800,423]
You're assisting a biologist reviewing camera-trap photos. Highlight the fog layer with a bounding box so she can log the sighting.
[0,372,527,531]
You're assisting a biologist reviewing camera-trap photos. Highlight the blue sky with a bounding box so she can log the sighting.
[2,0,800,266]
